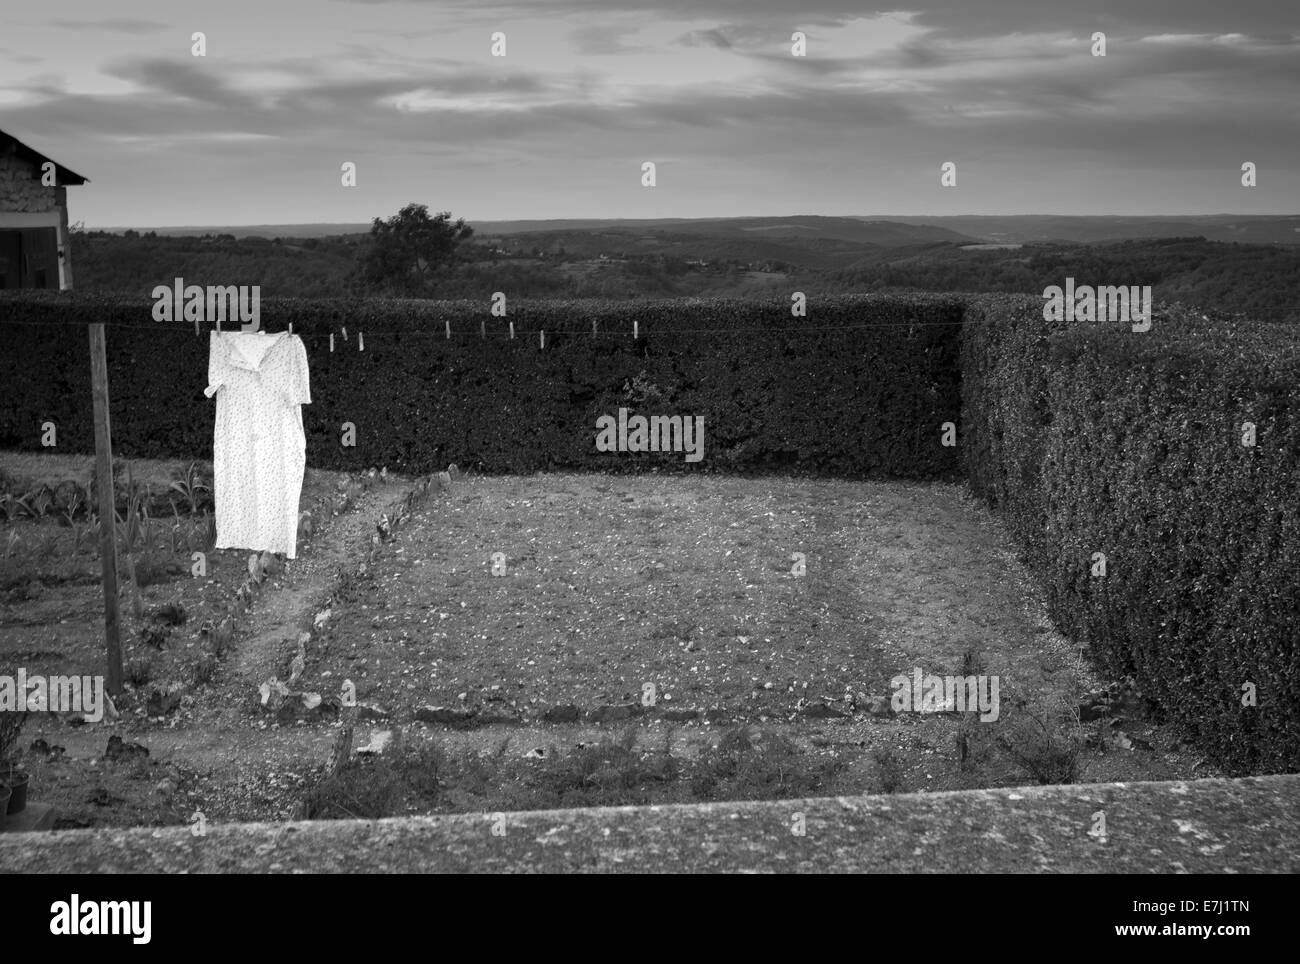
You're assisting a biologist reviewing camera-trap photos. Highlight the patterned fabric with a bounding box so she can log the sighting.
[205,331,311,558]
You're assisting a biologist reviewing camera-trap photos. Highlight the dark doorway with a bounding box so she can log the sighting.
[0,227,59,289]
[0,231,17,288]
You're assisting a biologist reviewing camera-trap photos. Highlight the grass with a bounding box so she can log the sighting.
[14,739,201,831]
[301,724,849,819]
[690,724,845,801]
[871,746,909,794]
[125,657,153,687]
[991,698,1082,785]
[528,727,677,808]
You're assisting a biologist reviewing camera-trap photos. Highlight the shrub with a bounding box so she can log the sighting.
[993,698,1081,785]
[300,754,404,820]
[963,295,1300,773]
[125,658,153,688]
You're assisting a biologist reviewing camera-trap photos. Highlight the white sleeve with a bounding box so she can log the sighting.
[204,331,225,398]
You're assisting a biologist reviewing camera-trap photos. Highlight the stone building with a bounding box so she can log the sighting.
[0,129,87,290]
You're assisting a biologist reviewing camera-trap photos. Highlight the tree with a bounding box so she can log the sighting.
[358,203,473,292]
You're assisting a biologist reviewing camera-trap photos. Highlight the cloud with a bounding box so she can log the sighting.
[570,23,644,55]
[13,22,1295,154]
[101,58,256,109]
[0,46,43,65]
[677,28,734,49]
[10,1,1298,221]
[50,18,170,33]
[331,0,1300,37]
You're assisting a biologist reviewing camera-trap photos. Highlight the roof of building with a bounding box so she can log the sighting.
[0,128,88,185]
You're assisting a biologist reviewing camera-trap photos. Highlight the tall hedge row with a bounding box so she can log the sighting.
[0,291,964,479]
[962,294,1300,773]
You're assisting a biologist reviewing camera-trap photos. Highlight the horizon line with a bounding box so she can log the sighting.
[86,212,1300,231]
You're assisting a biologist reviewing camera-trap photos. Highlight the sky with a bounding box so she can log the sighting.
[1,0,1297,227]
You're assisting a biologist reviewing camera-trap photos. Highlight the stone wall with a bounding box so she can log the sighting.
[1,775,1296,873]
[0,153,59,214]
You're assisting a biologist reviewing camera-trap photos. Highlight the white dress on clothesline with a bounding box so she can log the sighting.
[204,331,311,558]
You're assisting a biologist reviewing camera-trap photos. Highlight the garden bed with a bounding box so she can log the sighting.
[5,463,1217,829]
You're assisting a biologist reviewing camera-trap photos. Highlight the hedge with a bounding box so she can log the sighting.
[963,294,1300,774]
[0,291,964,479]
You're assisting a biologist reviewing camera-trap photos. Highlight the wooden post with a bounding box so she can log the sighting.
[88,323,123,696]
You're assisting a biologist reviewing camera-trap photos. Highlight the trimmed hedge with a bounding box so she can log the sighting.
[963,294,1300,774]
[0,291,964,479]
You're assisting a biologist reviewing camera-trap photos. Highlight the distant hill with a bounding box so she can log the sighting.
[94,223,371,239]
[69,229,1300,322]
[96,216,977,246]
[877,215,1300,246]
[475,216,980,246]
[96,214,1300,245]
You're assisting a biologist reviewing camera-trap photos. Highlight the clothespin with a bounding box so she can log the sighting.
[330,333,335,352]
[445,320,451,340]
[509,321,515,340]
[341,326,348,341]
[358,331,364,351]
[633,320,639,339]
[540,329,545,348]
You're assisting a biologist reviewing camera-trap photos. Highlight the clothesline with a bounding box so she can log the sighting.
[0,309,1290,337]
[0,307,1290,344]
[0,318,971,334]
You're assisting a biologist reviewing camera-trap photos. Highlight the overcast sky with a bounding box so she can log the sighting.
[1,0,1297,226]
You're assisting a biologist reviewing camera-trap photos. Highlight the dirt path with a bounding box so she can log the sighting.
[231,479,402,687]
